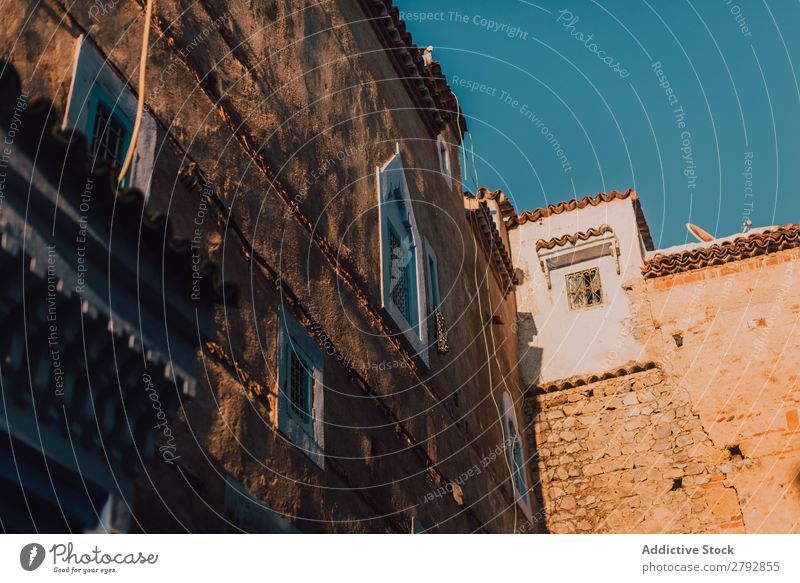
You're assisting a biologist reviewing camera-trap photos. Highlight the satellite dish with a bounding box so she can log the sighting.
[686,223,714,242]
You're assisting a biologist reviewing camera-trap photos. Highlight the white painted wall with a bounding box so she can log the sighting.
[510,197,649,385]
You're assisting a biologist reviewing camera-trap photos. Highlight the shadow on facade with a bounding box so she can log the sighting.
[516,310,548,532]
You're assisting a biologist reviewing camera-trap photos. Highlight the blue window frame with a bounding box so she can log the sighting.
[277,307,324,468]
[85,84,133,186]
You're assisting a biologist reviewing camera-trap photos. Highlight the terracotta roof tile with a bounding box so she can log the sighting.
[531,362,659,395]
[535,224,614,251]
[465,199,517,294]
[472,187,518,224]
[508,188,654,250]
[358,0,466,137]
[642,225,800,278]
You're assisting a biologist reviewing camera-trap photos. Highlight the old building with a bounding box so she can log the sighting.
[510,189,800,533]
[1,0,534,533]
[2,0,798,535]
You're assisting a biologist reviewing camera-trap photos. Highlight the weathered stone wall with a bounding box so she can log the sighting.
[642,248,800,533]
[4,0,532,532]
[526,367,745,533]
[527,247,800,533]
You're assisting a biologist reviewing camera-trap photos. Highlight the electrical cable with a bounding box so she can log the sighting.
[117,0,154,185]
[454,91,520,531]
[471,212,519,533]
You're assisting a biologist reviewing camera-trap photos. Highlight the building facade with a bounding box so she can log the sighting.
[2,0,533,533]
[510,190,800,533]
[2,0,798,535]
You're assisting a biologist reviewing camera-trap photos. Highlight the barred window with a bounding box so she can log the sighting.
[565,267,602,309]
[278,307,324,467]
[91,100,129,171]
[389,228,412,322]
[288,350,312,428]
[86,85,132,187]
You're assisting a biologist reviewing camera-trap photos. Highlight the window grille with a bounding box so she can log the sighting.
[288,350,311,427]
[277,308,324,466]
[389,229,411,321]
[565,267,602,309]
[91,100,129,172]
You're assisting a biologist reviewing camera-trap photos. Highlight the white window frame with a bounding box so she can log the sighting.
[63,35,157,199]
[436,134,452,189]
[277,307,325,469]
[502,391,533,522]
[377,151,429,366]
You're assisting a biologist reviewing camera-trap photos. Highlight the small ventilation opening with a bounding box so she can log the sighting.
[728,444,743,459]
[671,477,683,491]
[672,333,684,348]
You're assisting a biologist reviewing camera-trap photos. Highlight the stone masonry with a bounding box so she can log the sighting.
[525,366,747,533]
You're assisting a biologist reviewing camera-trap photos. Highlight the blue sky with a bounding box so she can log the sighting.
[396,0,800,247]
